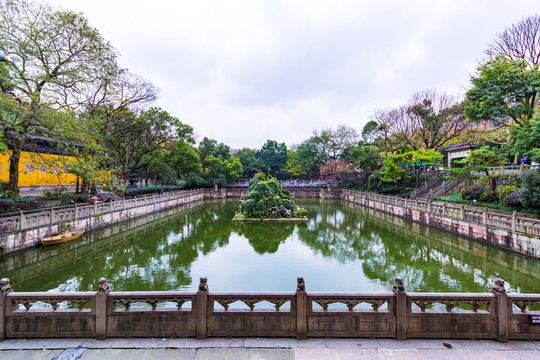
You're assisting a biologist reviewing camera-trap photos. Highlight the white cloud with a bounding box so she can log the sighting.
[49,0,540,148]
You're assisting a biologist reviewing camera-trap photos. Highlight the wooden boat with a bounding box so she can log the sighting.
[40,229,85,246]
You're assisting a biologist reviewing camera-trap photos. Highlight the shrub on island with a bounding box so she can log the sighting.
[234,173,308,221]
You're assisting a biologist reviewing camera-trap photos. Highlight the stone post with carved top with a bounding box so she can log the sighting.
[393,277,407,340]
[296,277,307,340]
[96,277,111,340]
[197,277,208,339]
[491,278,509,342]
[0,278,13,341]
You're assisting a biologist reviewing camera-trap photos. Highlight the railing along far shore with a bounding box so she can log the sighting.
[0,189,206,234]
[341,190,540,239]
[0,277,538,341]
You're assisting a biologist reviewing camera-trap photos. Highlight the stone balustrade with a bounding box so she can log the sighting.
[0,277,538,341]
[341,190,540,259]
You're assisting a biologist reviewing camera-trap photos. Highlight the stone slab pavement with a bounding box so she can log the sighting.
[0,338,539,359]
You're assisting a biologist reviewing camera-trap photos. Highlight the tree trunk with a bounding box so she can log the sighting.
[8,148,22,197]
[76,176,80,194]
[144,167,149,187]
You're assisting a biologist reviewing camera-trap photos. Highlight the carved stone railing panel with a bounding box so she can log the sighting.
[210,293,294,312]
[7,292,95,313]
[409,293,495,313]
[509,294,540,313]
[309,293,393,312]
[0,215,20,232]
[109,291,196,312]
[516,218,540,237]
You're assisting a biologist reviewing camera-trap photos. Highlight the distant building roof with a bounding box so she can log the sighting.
[443,142,477,153]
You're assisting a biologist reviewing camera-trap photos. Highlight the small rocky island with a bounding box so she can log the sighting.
[234,173,308,221]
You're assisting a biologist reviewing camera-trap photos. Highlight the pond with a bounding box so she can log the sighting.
[1,199,539,294]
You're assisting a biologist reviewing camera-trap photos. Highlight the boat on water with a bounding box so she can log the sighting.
[40,229,85,246]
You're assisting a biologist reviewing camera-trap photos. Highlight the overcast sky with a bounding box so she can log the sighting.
[49,0,539,149]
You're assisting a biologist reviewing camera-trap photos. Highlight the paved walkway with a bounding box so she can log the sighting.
[0,338,538,359]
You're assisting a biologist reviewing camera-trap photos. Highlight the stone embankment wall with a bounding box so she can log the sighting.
[340,190,540,259]
[0,190,206,253]
[0,277,538,341]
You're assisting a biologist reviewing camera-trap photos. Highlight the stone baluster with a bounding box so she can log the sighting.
[197,277,209,339]
[0,278,13,340]
[296,277,307,340]
[483,207,487,225]
[490,278,508,342]
[511,211,516,232]
[18,209,25,231]
[96,277,111,340]
[393,277,407,340]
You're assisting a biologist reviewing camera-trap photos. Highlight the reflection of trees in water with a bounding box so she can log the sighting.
[95,201,236,291]
[5,201,237,292]
[234,222,296,254]
[296,200,540,293]
[3,199,539,294]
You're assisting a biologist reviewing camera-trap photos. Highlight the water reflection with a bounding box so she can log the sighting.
[234,221,297,254]
[0,199,538,294]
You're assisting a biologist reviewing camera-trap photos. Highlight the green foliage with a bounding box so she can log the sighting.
[41,187,69,200]
[498,185,516,203]
[348,144,381,170]
[295,209,308,218]
[0,180,12,198]
[367,170,414,195]
[513,111,540,163]
[238,173,306,219]
[256,140,288,178]
[465,55,539,128]
[479,189,497,203]
[380,149,442,190]
[0,0,120,195]
[202,155,243,185]
[518,171,540,208]
[235,148,261,178]
[451,146,507,191]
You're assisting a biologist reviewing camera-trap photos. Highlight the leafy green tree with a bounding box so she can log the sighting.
[466,56,539,129]
[381,149,443,189]
[513,110,540,163]
[168,140,201,181]
[235,148,260,178]
[0,0,118,195]
[450,146,507,192]
[202,155,242,185]
[256,140,288,178]
[518,170,540,209]
[293,141,325,178]
[347,143,381,171]
[284,149,306,179]
[198,137,230,161]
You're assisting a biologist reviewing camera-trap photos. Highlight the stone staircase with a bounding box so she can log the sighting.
[411,172,469,200]
[410,172,445,199]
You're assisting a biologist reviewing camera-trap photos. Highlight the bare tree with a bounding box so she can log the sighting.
[370,90,469,153]
[406,89,468,151]
[485,14,540,68]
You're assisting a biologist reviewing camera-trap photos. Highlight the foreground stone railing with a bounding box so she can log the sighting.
[0,277,538,341]
[342,190,540,259]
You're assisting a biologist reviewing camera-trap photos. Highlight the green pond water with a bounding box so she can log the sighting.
[1,199,539,295]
